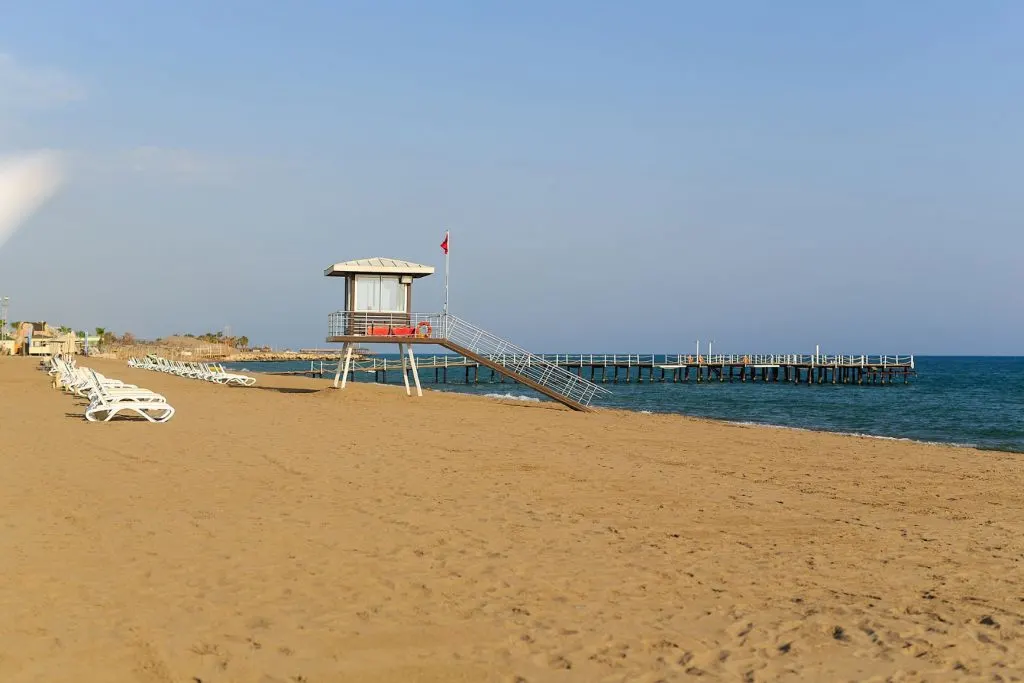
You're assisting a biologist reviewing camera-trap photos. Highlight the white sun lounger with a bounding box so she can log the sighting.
[84,370,175,423]
[202,363,257,386]
[130,355,256,386]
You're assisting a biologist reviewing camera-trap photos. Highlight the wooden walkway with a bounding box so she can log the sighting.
[276,353,916,386]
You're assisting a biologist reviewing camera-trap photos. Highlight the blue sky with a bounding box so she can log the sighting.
[1,0,1021,353]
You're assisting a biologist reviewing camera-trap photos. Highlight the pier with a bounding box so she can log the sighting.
[280,353,916,386]
[318,259,915,411]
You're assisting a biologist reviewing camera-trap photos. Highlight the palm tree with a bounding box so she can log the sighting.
[94,327,106,337]
[58,325,72,334]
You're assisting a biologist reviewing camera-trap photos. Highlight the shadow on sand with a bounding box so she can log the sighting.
[247,386,323,395]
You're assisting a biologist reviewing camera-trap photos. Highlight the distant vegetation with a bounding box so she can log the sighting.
[2,321,254,351]
[76,329,252,349]
[175,331,251,349]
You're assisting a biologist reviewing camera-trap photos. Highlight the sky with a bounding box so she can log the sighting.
[0,0,1021,354]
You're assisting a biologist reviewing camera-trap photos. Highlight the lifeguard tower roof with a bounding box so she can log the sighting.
[324,257,434,278]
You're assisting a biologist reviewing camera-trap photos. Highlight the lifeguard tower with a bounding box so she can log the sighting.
[324,256,609,411]
[324,257,438,397]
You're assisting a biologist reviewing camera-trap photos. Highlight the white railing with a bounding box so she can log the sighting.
[328,311,445,340]
[441,314,610,406]
[320,350,916,374]
[654,354,914,367]
[339,353,915,369]
[525,353,913,368]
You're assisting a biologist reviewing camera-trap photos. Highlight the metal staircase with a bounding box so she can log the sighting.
[436,314,610,411]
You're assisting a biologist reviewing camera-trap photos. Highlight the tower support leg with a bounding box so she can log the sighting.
[399,343,411,396]
[407,344,423,397]
[333,343,354,389]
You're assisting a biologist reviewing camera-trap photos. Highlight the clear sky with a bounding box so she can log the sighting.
[1,1,1021,354]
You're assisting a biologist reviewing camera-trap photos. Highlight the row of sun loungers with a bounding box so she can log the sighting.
[127,355,256,386]
[46,355,176,423]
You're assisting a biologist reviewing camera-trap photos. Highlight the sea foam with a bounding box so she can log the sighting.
[724,419,979,450]
[484,393,542,403]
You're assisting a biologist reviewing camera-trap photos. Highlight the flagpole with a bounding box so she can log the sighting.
[443,231,450,316]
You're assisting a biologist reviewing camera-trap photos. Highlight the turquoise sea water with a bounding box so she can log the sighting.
[224,356,1024,453]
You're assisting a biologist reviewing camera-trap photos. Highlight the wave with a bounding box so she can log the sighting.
[484,393,542,403]
[720,419,984,450]
[615,406,1000,450]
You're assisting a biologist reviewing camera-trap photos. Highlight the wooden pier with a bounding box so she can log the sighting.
[275,353,916,387]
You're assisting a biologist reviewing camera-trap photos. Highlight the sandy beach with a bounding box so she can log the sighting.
[2,356,1022,682]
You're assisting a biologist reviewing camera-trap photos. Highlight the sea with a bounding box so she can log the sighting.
[223,356,1024,453]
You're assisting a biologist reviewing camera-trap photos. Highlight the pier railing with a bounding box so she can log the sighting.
[656,354,914,368]
[326,313,913,371]
[533,354,913,368]
[321,353,915,373]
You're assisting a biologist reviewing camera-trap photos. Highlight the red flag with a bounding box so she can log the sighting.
[440,231,449,255]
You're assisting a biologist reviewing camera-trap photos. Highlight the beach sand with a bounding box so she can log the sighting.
[2,357,1022,682]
